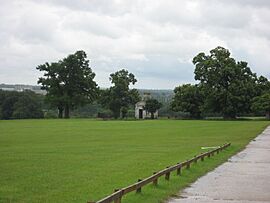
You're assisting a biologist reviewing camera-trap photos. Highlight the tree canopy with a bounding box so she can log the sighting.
[145,99,162,119]
[252,93,270,119]
[193,46,258,119]
[171,84,203,119]
[171,46,270,119]
[0,90,44,119]
[99,69,140,119]
[37,50,99,118]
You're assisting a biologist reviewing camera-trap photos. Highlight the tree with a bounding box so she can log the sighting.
[171,84,203,119]
[37,50,99,118]
[193,46,258,119]
[252,93,270,119]
[145,99,162,119]
[0,90,43,119]
[37,62,65,118]
[0,91,19,119]
[12,91,44,119]
[99,69,140,119]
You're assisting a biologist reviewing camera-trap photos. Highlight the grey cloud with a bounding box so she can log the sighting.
[0,0,270,89]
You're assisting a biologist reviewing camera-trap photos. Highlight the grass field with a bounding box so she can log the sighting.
[0,119,269,203]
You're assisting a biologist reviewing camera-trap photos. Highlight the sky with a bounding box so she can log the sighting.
[1,0,270,89]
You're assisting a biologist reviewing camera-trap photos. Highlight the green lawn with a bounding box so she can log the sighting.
[0,119,269,203]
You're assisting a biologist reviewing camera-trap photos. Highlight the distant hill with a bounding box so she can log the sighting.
[0,84,46,95]
[0,84,174,100]
[137,89,174,103]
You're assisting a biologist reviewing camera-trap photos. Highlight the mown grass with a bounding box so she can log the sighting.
[0,119,269,203]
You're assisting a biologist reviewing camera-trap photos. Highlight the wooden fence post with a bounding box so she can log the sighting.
[194,156,198,163]
[114,189,121,203]
[177,163,181,175]
[186,160,190,169]
[136,179,142,193]
[201,153,204,161]
[165,167,170,180]
[153,172,158,186]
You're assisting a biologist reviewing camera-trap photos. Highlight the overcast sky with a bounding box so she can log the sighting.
[1,0,270,89]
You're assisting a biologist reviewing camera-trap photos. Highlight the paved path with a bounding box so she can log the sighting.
[168,126,270,203]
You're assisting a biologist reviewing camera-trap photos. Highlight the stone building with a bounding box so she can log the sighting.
[135,93,158,119]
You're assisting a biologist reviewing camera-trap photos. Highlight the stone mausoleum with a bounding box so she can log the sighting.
[135,93,158,119]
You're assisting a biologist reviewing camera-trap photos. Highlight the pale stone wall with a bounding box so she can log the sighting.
[135,101,158,119]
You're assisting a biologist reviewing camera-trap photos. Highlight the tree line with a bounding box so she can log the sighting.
[1,47,269,120]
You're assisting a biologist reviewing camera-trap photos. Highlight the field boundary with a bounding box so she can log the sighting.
[88,143,231,203]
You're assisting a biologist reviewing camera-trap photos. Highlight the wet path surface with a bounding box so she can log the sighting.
[167,126,270,203]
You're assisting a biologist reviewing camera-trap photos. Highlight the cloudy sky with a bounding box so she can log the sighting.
[1,0,270,89]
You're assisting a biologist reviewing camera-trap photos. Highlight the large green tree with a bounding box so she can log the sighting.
[37,50,99,118]
[99,69,140,119]
[145,99,162,119]
[171,84,203,118]
[193,46,258,119]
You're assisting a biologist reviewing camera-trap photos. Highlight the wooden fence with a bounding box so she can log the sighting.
[88,143,231,203]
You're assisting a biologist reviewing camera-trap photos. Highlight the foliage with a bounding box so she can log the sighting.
[171,84,203,118]
[255,76,270,95]
[37,50,99,118]
[144,98,162,119]
[0,119,268,203]
[99,69,140,119]
[12,91,44,119]
[0,90,44,119]
[252,93,270,119]
[193,46,258,119]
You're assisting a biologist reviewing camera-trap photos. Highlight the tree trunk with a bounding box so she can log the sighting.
[58,107,63,118]
[113,110,120,119]
[223,112,236,120]
[266,111,270,120]
[151,112,154,119]
[64,104,70,119]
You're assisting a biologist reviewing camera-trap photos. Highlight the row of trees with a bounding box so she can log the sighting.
[36,47,269,120]
[0,90,43,119]
[37,50,163,119]
[171,47,270,119]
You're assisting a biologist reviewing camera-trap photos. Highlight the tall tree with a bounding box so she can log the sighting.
[171,84,203,119]
[145,99,162,119]
[37,50,99,118]
[37,62,65,118]
[193,46,257,119]
[99,69,140,119]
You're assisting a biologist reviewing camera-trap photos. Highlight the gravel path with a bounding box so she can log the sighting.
[167,126,270,203]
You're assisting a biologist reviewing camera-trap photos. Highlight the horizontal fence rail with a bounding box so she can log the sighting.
[88,143,231,203]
